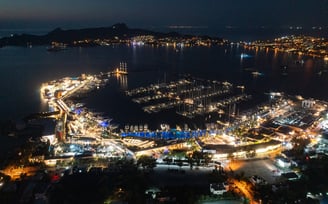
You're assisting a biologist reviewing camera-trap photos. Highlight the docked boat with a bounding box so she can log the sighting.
[251,71,264,76]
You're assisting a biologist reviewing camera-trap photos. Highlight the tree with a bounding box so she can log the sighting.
[177,160,183,170]
[186,155,194,170]
[169,149,186,162]
[291,136,310,155]
[163,157,172,169]
[203,152,212,166]
[192,151,203,166]
[137,155,156,171]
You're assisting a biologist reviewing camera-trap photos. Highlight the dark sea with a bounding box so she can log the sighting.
[0,28,328,152]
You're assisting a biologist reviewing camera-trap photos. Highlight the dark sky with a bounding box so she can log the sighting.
[0,0,327,30]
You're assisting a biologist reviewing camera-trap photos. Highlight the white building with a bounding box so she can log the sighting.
[210,183,228,195]
[302,99,315,108]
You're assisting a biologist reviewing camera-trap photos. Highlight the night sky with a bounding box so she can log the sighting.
[0,0,327,30]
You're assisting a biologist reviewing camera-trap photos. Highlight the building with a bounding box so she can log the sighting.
[210,183,228,195]
[302,99,315,108]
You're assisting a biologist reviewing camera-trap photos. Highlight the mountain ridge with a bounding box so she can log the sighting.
[0,23,221,47]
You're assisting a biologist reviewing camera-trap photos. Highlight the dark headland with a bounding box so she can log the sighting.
[0,23,223,47]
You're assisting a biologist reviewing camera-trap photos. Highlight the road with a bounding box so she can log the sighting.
[232,179,259,204]
[228,158,280,184]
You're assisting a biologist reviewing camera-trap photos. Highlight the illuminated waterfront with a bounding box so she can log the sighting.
[1,0,328,201]
[2,42,328,203]
[22,68,328,204]
[38,66,328,161]
[1,44,328,122]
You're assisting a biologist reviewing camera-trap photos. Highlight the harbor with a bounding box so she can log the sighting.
[39,64,129,142]
[1,30,328,203]
[38,66,254,147]
[4,64,328,204]
[38,67,281,146]
[36,63,328,164]
[126,77,251,118]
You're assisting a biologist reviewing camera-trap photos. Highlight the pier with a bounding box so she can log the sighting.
[126,77,249,118]
[39,64,127,141]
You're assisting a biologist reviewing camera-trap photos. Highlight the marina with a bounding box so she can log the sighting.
[38,66,325,173]
[126,77,251,118]
[38,67,255,146]
[3,46,328,204]
[1,5,328,200]
[38,63,328,151]
[38,67,286,148]
[21,65,328,166]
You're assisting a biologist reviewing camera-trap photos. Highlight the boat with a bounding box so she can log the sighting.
[113,62,128,75]
[139,124,144,131]
[109,123,119,131]
[160,124,170,131]
[124,125,130,132]
[251,71,264,76]
[240,53,251,59]
[144,124,148,131]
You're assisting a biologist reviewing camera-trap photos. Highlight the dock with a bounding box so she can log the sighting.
[126,77,248,118]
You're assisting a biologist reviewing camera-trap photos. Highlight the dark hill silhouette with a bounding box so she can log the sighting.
[0,23,220,47]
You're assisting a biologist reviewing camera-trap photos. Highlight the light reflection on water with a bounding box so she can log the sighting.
[0,45,327,124]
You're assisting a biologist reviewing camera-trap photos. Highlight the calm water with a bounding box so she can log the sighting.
[1,45,328,129]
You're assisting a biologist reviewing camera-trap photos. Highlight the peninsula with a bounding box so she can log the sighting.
[0,23,225,48]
